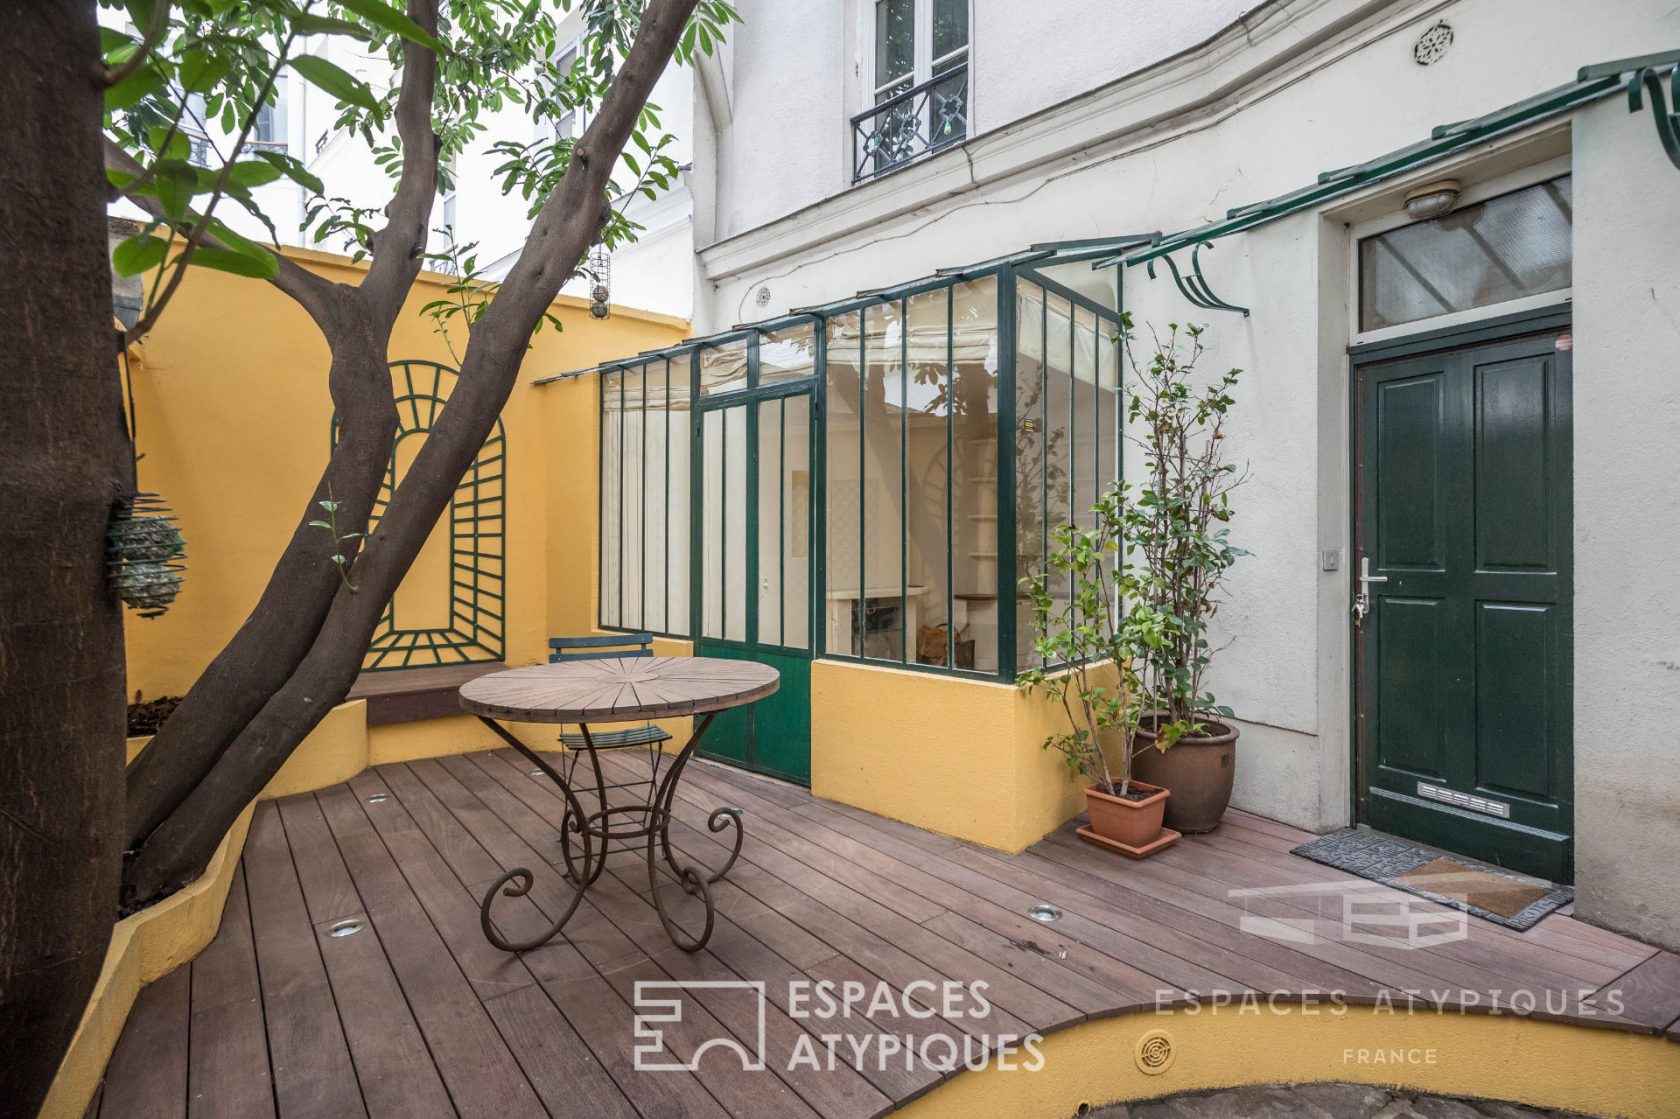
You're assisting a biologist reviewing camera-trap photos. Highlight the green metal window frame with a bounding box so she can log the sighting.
[336,360,507,671]
[580,238,1146,682]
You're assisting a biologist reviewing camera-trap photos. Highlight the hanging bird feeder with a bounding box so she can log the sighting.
[108,491,188,617]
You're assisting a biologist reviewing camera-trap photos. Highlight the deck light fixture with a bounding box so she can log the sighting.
[1027,903,1063,923]
[366,793,389,804]
[328,919,363,938]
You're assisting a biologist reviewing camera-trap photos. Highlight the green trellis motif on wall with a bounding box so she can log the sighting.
[333,360,506,671]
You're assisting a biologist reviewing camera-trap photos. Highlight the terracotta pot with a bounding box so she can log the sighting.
[1084,780,1169,848]
[1131,716,1239,834]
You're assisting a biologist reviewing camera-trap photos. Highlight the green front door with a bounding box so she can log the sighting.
[693,387,814,784]
[1354,328,1573,881]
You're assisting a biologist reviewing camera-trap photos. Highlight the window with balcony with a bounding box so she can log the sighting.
[854,0,969,181]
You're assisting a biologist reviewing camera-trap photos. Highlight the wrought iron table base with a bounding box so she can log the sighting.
[474,711,744,953]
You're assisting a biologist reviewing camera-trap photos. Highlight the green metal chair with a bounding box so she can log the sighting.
[547,633,673,806]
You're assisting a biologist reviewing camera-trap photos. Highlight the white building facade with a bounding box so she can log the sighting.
[617,0,1680,948]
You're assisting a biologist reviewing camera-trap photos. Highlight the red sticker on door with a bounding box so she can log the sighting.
[1555,332,1573,351]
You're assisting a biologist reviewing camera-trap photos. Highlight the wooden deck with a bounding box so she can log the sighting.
[95,748,1679,1119]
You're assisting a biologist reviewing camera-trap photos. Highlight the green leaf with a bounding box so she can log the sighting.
[154,161,199,220]
[112,234,169,277]
[255,150,325,195]
[227,160,283,187]
[190,245,279,280]
[178,49,230,94]
[308,519,333,529]
[289,55,379,112]
[105,66,166,111]
[292,14,373,40]
[335,0,446,53]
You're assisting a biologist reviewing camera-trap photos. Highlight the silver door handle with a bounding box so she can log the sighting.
[1359,557,1388,585]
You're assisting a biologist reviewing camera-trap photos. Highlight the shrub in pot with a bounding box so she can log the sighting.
[1116,320,1248,834]
[1017,492,1175,856]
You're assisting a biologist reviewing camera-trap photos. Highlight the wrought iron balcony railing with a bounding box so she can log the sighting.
[851,63,968,182]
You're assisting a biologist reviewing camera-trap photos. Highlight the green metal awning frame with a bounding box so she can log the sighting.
[534,234,1154,384]
[1090,50,1680,289]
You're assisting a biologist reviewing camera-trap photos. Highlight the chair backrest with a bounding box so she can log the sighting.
[548,632,655,663]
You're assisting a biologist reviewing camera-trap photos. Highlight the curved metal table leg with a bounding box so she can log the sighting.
[474,715,599,952]
[653,713,747,890]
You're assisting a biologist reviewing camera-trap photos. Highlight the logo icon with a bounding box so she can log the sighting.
[632,981,768,1072]
[1227,880,1467,949]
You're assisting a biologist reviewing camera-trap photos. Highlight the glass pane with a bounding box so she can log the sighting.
[759,323,816,385]
[724,406,748,642]
[863,301,906,662]
[932,0,967,62]
[620,366,647,630]
[699,338,749,395]
[643,362,668,635]
[1014,283,1045,671]
[1072,307,1099,537]
[906,287,950,667]
[1029,258,1119,311]
[757,398,783,648]
[665,359,692,636]
[1096,320,1120,502]
[782,394,812,651]
[600,371,623,628]
[1045,294,1074,592]
[1359,176,1572,332]
[875,0,914,89]
[950,276,999,673]
[825,313,862,656]
[701,408,723,639]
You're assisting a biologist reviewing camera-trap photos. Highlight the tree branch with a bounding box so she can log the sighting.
[97,0,169,89]
[104,138,342,333]
[360,0,442,324]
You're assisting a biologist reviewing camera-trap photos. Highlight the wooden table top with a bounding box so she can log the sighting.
[457,656,779,723]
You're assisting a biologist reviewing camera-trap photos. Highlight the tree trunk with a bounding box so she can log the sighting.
[119,0,701,905]
[0,3,129,1115]
[121,314,396,855]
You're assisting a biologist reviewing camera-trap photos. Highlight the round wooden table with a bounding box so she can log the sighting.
[459,656,779,953]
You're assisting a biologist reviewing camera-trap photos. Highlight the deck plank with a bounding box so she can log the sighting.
[314,783,547,1119]
[1594,951,1680,1031]
[273,796,455,1119]
[97,962,189,1119]
[243,802,368,1119]
[185,864,275,1119]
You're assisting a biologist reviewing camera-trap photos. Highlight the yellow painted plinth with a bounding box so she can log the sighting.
[812,659,1124,853]
[893,1005,1680,1119]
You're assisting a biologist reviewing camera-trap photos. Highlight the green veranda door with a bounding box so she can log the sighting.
[1354,329,1573,881]
[693,388,814,784]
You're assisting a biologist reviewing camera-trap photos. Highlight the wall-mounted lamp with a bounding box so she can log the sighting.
[1404,178,1462,221]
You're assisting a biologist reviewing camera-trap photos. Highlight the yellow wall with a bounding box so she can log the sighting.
[811,658,1123,852]
[123,248,686,699]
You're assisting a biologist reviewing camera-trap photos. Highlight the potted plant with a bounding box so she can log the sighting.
[1017,490,1178,858]
[1118,320,1248,834]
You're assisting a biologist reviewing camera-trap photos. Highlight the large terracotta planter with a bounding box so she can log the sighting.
[1084,780,1169,848]
[1131,716,1239,834]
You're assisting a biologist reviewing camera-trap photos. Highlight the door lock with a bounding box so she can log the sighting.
[1352,555,1388,627]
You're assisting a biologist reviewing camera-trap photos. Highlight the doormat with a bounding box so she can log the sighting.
[1290,829,1572,931]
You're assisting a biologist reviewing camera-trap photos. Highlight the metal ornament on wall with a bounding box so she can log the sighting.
[108,491,188,618]
[1627,64,1680,172]
[1144,239,1251,317]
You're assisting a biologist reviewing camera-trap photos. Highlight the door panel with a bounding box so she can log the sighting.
[1356,329,1573,881]
[1374,596,1449,781]
[694,385,814,784]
